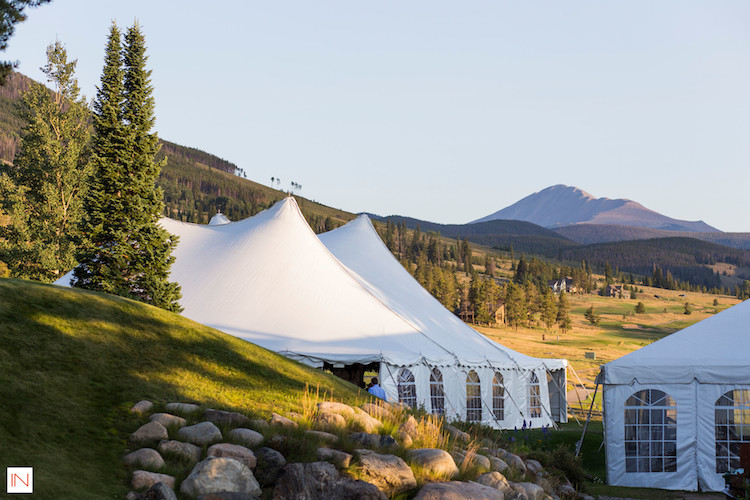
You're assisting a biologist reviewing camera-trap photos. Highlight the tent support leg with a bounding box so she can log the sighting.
[575,377,600,457]
[569,364,602,413]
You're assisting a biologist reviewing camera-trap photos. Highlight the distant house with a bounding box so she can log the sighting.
[603,284,623,297]
[458,309,475,324]
[548,277,577,294]
[493,301,506,325]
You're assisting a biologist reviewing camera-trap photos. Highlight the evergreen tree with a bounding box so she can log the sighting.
[635,301,646,314]
[0,40,91,281]
[584,305,600,325]
[556,291,571,332]
[74,22,181,312]
[540,286,557,330]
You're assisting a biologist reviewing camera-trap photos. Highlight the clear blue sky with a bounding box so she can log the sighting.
[6,1,750,231]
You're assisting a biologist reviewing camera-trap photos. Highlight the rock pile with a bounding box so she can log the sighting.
[124,399,590,500]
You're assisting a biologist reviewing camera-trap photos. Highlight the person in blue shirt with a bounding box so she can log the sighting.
[367,377,386,400]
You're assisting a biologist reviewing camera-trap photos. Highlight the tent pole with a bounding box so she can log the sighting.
[546,366,581,426]
[575,372,601,457]
[569,364,602,413]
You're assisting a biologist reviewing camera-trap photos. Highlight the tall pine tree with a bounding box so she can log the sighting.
[0,40,91,281]
[74,22,181,312]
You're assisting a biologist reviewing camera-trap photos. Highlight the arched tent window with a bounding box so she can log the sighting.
[397,368,417,408]
[624,389,677,473]
[429,368,445,415]
[492,372,505,420]
[715,389,750,473]
[466,370,482,422]
[529,372,542,419]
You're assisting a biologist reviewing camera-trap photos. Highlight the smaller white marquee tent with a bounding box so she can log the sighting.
[602,298,750,491]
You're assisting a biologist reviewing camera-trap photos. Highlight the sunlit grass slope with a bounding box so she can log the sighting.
[0,278,364,498]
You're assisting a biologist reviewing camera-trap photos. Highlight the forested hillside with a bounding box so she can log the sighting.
[0,72,354,231]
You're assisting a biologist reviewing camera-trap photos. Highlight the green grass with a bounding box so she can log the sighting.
[0,278,366,498]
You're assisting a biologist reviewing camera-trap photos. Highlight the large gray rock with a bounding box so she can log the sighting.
[414,481,505,499]
[130,421,169,446]
[316,448,352,468]
[452,450,489,471]
[445,425,470,443]
[272,462,386,500]
[180,457,261,498]
[525,459,543,475]
[249,418,269,430]
[399,415,419,439]
[149,413,187,429]
[165,402,201,415]
[130,400,154,415]
[158,439,202,463]
[132,471,175,490]
[254,447,287,486]
[408,448,458,478]
[555,484,576,499]
[518,482,546,500]
[270,412,298,428]
[208,443,257,468]
[204,409,250,427]
[396,430,413,448]
[350,432,396,449]
[477,471,512,495]
[229,428,265,448]
[304,430,339,444]
[124,448,165,469]
[507,482,530,500]
[361,402,394,421]
[489,456,509,473]
[314,412,346,431]
[129,482,178,500]
[499,449,527,474]
[317,401,355,416]
[349,412,382,433]
[356,449,417,497]
[178,421,222,446]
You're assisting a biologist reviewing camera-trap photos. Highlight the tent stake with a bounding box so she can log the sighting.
[575,375,601,457]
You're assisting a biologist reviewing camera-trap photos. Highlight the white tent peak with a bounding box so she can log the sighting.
[208,211,231,226]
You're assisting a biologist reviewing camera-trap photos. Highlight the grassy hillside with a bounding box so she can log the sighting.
[0,278,365,498]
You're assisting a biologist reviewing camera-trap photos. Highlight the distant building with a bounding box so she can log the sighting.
[548,277,577,294]
[603,284,623,297]
[493,300,506,324]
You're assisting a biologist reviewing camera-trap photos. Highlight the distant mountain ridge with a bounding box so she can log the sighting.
[472,184,719,233]
[556,224,750,250]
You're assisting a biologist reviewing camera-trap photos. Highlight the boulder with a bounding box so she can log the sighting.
[285,411,304,421]
[361,402,393,420]
[476,471,512,495]
[525,459,543,475]
[149,413,187,429]
[204,408,250,427]
[249,418,269,430]
[180,457,261,498]
[272,462,386,500]
[507,482,530,500]
[130,400,154,415]
[408,448,458,478]
[398,415,419,439]
[270,412,298,428]
[132,471,175,490]
[355,449,417,496]
[165,402,201,415]
[208,443,257,468]
[445,425,470,443]
[396,430,413,448]
[314,411,346,431]
[555,484,576,499]
[519,482,546,500]
[414,481,504,500]
[130,421,168,446]
[177,421,222,446]
[158,439,202,463]
[349,412,382,433]
[474,453,492,471]
[131,482,178,500]
[316,448,352,468]
[229,428,265,448]
[317,401,355,416]
[124,448,165,469]
[254,447,287,486]
[304,430,339,444]
[489,456,509,473]
[499,450,527,474]
[350,432,396,449]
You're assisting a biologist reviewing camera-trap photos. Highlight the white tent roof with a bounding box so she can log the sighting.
[319,215,567,372]
[208,212,231,226]
[159,197,462,367]
[603,298,750,385]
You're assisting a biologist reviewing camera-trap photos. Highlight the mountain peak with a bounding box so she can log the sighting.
[471,185,719,233]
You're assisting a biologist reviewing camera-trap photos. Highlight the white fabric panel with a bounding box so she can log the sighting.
[696,384,750,491]
[604,382,697,491]
[604,299,750,385]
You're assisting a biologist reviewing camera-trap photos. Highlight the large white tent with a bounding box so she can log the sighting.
[320,214,568,427]
[56,197,568,428]
[602,298,750,491]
